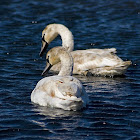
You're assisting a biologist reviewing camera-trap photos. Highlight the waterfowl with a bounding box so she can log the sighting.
[31,47,89,111]
[40,23,131,76]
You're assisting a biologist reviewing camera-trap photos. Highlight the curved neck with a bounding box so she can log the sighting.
[58,49,73,76]
[56,24,74,52]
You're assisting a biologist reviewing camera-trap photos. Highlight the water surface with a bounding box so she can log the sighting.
[0,0,140,139]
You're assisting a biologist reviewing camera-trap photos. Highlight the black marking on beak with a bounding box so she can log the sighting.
[39,34,49,57]
[42,34,46,42]
[41,61,52,76]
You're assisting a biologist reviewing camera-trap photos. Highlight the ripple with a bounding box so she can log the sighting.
[0,0,140,139]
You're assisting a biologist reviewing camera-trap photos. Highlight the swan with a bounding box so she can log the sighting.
[40,24,131,76]
[31,47,89,111]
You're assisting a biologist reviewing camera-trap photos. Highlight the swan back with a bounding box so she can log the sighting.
[31,76,88,111]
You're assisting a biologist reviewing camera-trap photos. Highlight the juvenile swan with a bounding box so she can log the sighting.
[31,47,89,111]
[40,24,131,76]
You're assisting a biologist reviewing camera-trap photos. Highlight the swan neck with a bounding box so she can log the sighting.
[58,50,73,76]
[56,25,74,52]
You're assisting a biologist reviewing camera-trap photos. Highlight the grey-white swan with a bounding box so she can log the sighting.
[39,24,131,76]
[31,47,89,111]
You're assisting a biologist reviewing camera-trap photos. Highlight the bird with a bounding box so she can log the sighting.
[39,23,131,77]
[31,47,89,111]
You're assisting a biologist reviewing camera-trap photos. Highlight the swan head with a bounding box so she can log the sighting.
[40,24,74,57]
[40,24,58,57]
[42,47,73,77]
[42,47,61,76]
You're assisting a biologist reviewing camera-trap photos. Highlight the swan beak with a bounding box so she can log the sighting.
[39,40,49,57]
[41,61,52,76]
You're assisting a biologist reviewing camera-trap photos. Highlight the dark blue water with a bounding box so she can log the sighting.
[0,0,140,139]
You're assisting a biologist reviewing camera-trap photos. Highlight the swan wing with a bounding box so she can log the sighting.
[86,48,117,54]
[31,76,88,110]
[72,50,123,70]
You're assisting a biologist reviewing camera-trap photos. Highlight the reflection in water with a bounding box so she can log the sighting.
[33,105,82,118]
[76,74,130,83]
[31,105,83,131]
[32,119,46,129]
[76,75,131,91]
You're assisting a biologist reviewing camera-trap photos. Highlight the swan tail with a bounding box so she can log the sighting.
[105,60,132,76]
[88,60,132,76]
[121,60,132,67]
[110,61,132,76]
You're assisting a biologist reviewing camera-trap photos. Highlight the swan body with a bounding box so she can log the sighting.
[52,49,131,76]
[40,24,131,76]
[31,47,89,111]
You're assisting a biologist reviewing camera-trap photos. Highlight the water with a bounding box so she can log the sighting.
[0,0,140,139]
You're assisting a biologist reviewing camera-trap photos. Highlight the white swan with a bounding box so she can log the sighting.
[40,24,132,76]
[31,47,89,111]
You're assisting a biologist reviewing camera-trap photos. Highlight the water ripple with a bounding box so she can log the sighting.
[0,0,140,139]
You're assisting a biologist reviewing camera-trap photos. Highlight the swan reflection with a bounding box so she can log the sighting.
[32,105,82,118]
